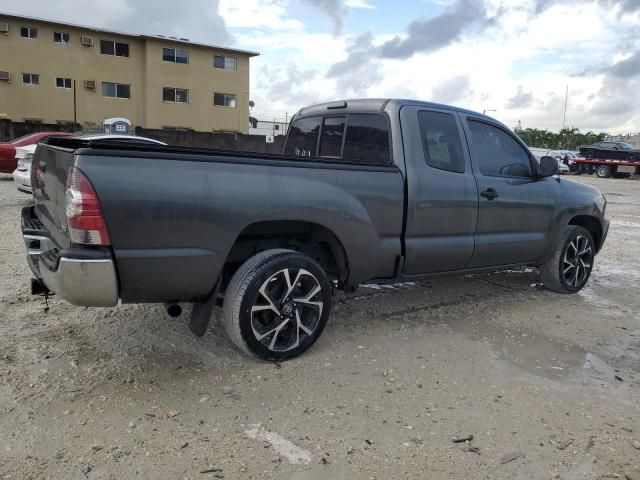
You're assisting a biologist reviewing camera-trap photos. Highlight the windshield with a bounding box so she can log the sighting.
[618,142,634,150]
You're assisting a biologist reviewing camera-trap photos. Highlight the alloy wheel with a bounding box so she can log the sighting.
[250,268,323,352]
[562,234,593,289]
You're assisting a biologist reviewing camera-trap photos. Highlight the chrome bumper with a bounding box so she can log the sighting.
[38,255,119,307]
[22,207,119,307]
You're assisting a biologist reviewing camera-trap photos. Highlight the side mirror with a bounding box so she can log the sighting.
[539,156,559,177]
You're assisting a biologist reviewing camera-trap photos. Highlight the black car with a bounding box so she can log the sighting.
[579,141,640,161]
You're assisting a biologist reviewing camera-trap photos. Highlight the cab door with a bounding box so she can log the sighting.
[462,116,558,268]
[400,106,478,274]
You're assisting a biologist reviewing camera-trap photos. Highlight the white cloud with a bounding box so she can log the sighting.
[2,0,639,132]
[219,0,303,30]
[345,0,377,8]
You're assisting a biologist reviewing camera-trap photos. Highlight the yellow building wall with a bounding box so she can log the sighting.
[143,38,250,132]
[0,15,253,132]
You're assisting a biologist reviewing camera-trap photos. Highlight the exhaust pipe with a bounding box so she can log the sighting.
[165,303,182,318]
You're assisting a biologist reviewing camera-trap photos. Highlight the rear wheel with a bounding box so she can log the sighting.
[540,226,595,293]
[596,165,612,178]
[223,249,332,361]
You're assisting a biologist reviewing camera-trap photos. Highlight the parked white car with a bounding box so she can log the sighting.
[548,150,575,174]
[12,145,36,194]
[528,147,569,174]
[12,134,166,194]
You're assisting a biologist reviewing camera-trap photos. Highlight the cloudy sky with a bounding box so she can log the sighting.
[3,0,640,133]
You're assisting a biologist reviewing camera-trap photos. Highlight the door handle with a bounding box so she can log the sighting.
[480,188,499,200]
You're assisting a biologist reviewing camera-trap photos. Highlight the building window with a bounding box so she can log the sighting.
[102,82,131,99]
[213,55,236,70]
[22,73,40,85]
[20,27,38,39]
[56,77,72,89]
[162,47,188,64]
[54,32,70,44]
[163,87,189,103]
[100,40,130,57]
[213,93,236,107]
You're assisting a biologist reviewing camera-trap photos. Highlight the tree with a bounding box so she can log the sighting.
[514,126,606,149]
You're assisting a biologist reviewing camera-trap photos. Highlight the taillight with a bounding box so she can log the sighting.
[65,167,111,246]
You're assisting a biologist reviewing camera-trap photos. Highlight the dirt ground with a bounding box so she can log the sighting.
[0,173,639,480]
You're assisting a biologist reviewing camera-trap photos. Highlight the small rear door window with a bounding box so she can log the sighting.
[284,116,321,157]
[418,111,465,173]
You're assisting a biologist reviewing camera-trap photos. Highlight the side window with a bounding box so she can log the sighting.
[343,114,390,165]
[418,111,465,173]
[468,120,533,177]
[284,116,321,157]
[319,116,346,158]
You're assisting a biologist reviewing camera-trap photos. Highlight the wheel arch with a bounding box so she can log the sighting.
[568,215,604,252]
[223,220,350,290]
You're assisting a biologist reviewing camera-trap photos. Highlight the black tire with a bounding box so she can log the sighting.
[540,226,595,294]
[222,249,332,361]
[596,165,611,178]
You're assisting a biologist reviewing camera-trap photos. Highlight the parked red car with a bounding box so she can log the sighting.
[0,132,74,173]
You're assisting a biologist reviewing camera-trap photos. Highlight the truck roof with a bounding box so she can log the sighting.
[295,98,498,122]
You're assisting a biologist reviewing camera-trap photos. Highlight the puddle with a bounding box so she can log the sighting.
[578,282,617,311]
[475,326,587,380]
[360,281,418,290]
[449,318,630,385]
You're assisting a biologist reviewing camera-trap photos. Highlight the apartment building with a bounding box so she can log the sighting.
[0,13,259,132]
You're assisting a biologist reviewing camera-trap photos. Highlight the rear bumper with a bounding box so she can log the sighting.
[22,206,119,307]
[12,169,32,194]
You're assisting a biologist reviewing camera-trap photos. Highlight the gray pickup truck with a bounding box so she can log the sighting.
[22,99,609,360]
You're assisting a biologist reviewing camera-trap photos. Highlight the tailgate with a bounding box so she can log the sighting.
[31,144,75,249]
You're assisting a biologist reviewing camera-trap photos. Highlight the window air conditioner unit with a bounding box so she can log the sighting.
[0,22,9,34]
[84,79,96,90]
[81,35,94,47]
[0,71,11,81]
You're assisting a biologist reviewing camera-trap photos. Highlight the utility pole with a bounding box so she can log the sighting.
[561,85,568,131]
[73,80,78,125]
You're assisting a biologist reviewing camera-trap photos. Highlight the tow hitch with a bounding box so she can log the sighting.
[31,278,52,297]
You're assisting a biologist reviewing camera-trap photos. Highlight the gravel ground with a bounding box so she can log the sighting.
[0,173,639,480]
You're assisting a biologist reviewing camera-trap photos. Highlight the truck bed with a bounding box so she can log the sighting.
[32,138,405,303]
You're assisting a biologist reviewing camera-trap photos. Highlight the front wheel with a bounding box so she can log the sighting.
[223,249,332,361]
[540,226,595,293]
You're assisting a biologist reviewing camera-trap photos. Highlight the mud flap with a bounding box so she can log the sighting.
[189,281,220,337]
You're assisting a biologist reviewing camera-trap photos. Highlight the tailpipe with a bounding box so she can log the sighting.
[165,303,182,318]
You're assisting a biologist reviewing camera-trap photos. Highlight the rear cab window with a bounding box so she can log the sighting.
[284,113,391,165]
[283,116,321,158]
